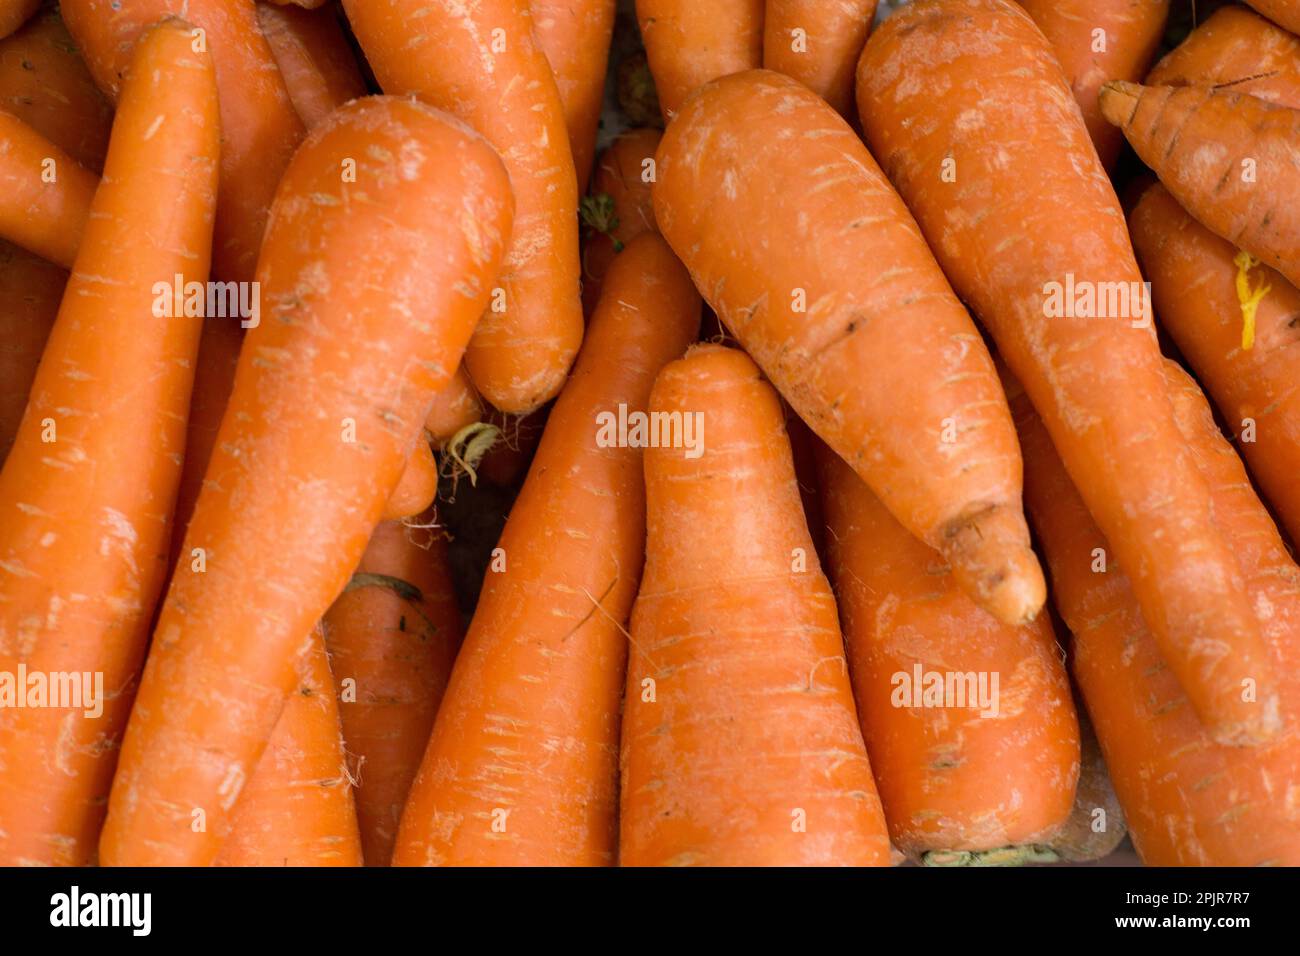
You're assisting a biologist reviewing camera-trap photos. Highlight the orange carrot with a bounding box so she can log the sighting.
[0,18,219,867]
[656,69,1044,626]
[0,242,64,463]
[0,0,38,39]
[323,519,463,865]
[763,0,876,117]
[635,0,763,120]
[0,112,96,268]
[424,365,484,445]
[1243,0,1300,35]
[859,0,1278,745]
[620,344,890,866]
[344,0,584,414]
[394,232,700,866]
[581,127,661,314]
[382,438,438,522]
[98,96,513,867]
[257,1,366,130]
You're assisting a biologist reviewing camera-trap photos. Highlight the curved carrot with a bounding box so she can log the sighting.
[424,365,484,444]
[656,69,1044,626]
[620,344,890,867]
[61,0,306,281]
[0,112,96,267]
[763,0,876,117]
[0,242,65,462]
[344,0,584,415]
[394,232,699,866]
[816,441,1079,860]
[1243,0,1300,35]
[324,519,463,865]
[0,0,38,40]
[859,0,1278,746]
[99,96,514,867]
[257,1,366,130]
[581,127,661,314]
[382,438,438,522]
[0,18,219,867]
[635,0,763,120]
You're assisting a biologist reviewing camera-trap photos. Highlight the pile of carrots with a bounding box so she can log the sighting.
[0,0,1297,868]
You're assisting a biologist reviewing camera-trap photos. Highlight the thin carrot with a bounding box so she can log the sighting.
[656,69,1044,626]
[1243,0,1300,35]
[0,18,219,867]
[859,0,1279,745]
[620,344,890,866]
[635,0,763,120]
[763,0,877,117]
[0,0,38,40]
[581,127,661,315]
[344,0,585,415]
[0,242,64,463]
[394,232,700,866]
[323,519,463,866]
[257,1,366,131]
[0,112,96,268]
[98,95,514,867]
[382,438,438,523]
[424,365,484,445]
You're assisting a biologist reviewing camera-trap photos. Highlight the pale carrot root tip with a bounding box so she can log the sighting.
[940,504,1046,626]
[1098,80,1139,127]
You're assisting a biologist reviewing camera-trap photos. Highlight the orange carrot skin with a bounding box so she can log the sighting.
[656,69,1043,627]
[1243,0,1300,36]
[621,345,890,866]
[257,1,366,130]
[582,127,661,315]
[216,629,363,866]
[859,0,1279,746]
[763,0,877,117]
[0,243,64,463]
[382,438,438,522]
[424,364,484,444]
[0,112,97,268]
[324,519,463,866]
[99,96,513,867]
[0,0,38,39]
[1016,367,1300,866]
[344,0,584,415]
[61,0,306,281]
[1015,0,1169,170]
[817,444,1079,856]
[0,19,219,867]
[636,0,763,120]
[395,233,700,867]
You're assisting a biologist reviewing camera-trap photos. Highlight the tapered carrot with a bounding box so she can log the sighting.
[424,365,484,444]
[394,233,699,866]
[635,0,763,120]
[216,628,363,866]
[620,344,890,866]
[656,69,1044,626]
[0,0,38,39]
[1015,1,1169,170]
[61,0,306,281]
[99,96,513,867]
[382,439,438,522]
[1243,0,1300,35]
[344,0,584,414]
[1016,364,1300,865]
[859,0,1278,745]
[816,442,1078,860]
[257,1,366,130]
[763,0,876,117]
[324,519,463,866]
[532,0,617,191]
[0,242,64,462]
[582,127,661,314]
[0,113,96,268]
[0,19,219,867]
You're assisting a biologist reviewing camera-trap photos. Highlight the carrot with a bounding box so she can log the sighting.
[382,438,438,523]
[620,344,890,866]
[0,0,38,40]
[1243,0,1300,35]
[635,0,763,120]
[1014,1,1169,170]
[1100,79,1300,291]
[1047,713,1127,863]
[859,0,1278,745]
[581,127,661,315]
[257,1,366,130]
[0,18,219,867]
[424,365,484,445]
[216,627,363,866]
[61,0,306,281]
[0,242,64,463]
[532,0,617,191]
[0,112,96,268]
[394,232,700,866]
[323,519,463,866]
[1015,363,1300,865]
[816,440,1079,861]
[1129,182,1300,548]
[343,0,584,415]
[762,0,876,117]
[656,69,1044,626]
[98,95,514,867]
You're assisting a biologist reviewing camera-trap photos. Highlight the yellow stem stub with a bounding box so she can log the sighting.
[1234,250,1270,351]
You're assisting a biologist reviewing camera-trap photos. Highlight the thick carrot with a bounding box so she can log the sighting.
[635,0,763,120]
[1130,182,1300,547]
[0,0,38,39]
[61,0,306,281]
[257,1,366,130]
[1015,1,1169,170]
[1016,364,1300,865]
[1243,0,1300,35]
[323,519,463,866]
[0,242,64,462]
[0,112,96,268]
[656,69,1044,626]
[532,0,617,191]
[581,127,661,315]
[620,344,890,866]
[216,628,362,866]
[344,0,584,415]
[816,441,1078,860]
[394,233,698,866]
[762,0,876,117]
[859,0,1278,745]
[424,365,484,444]
[0,18,219,867]
[98,96,513,867]
[382,438,438,522]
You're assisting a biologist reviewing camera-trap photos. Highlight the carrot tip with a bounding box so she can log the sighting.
[1098,81,1140,128]
[941,504,1047,626]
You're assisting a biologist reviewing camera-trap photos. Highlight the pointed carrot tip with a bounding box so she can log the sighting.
[1098,81,1141,129]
